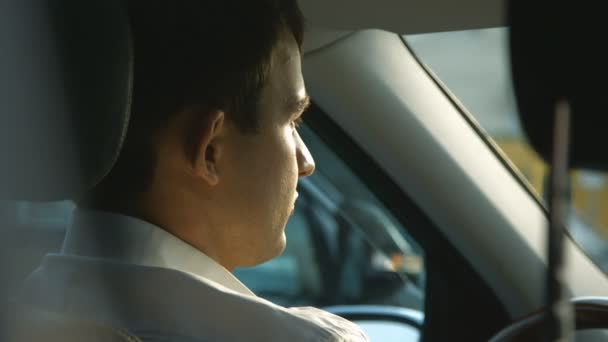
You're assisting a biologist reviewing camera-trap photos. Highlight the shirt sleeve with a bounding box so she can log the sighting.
[287,307,370,342]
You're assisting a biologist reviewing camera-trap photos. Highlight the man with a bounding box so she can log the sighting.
[18,0,369,341]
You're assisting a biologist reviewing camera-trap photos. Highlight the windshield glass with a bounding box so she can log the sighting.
[404,28,608,273]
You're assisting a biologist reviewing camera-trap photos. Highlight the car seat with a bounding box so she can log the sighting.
[0,1,137,340]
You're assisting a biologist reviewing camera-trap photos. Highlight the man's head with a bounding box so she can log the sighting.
[81,0,315,270]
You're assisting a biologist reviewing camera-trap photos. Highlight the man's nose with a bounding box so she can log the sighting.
[295,132,315,178]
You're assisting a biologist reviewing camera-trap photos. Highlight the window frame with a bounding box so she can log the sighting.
[400,31,608,277]
[399,33,547,214]
[304,103,510,341]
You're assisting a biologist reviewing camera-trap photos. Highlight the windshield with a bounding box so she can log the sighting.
[404,28,608,273]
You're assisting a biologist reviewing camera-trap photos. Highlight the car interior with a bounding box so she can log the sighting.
[2,1,608,341]
[1,1,135,340]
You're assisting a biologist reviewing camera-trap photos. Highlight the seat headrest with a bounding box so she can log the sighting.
[0,0,132,201]
[509,2,608,171]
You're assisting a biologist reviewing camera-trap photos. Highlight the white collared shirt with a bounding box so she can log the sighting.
[19,209,369,341]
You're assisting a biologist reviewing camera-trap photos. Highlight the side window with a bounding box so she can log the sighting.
[235,124,426,312]
[405,28,608,273]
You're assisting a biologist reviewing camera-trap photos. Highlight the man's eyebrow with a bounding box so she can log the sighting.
[287,95,311,115]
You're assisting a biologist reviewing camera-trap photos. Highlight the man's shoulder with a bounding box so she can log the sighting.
[287,307,370,341]
[21,255,369,341]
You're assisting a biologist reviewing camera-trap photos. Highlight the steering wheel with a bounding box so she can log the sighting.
[489,297,608,341]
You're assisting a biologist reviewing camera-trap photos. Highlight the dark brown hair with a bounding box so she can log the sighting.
[82,0,305,208]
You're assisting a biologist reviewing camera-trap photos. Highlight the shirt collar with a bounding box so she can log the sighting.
[62,208,255,297]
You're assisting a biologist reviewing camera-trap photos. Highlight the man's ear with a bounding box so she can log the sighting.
[193,110,225,186]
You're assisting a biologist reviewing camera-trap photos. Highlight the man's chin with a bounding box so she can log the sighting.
[268,232,288,259]
[270,232,288,258]
[239,233,287,267]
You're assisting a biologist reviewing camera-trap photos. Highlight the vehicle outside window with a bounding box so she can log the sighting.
[404,28,608,272]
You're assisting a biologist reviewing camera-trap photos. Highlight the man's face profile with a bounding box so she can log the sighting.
[153,30,315,271]
[218,30,315,267]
